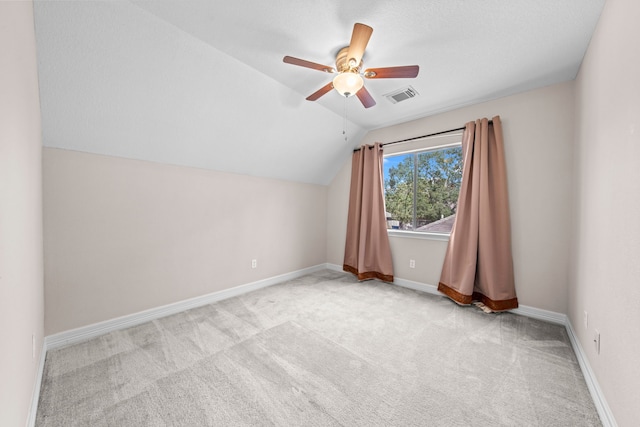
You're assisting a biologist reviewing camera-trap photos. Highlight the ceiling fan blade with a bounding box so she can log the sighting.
[364,65,419,79]
[356,86,376,108]
[306,82,334,101]
[346,23,373,68]
[283,56,335,73]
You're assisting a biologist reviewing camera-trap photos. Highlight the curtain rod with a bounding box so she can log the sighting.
[353,120,493,152]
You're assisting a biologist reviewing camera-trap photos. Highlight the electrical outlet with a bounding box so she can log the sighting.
[251,259,257,269]
[594,330,600,354]
[409,259,415,268]
[584,311,588,329]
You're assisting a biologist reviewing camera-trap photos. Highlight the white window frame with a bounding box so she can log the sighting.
[383,133,463,242]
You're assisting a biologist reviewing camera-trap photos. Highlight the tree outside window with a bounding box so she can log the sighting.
[384,145,462,233]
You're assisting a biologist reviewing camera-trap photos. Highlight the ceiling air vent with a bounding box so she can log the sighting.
[385,86,419,104]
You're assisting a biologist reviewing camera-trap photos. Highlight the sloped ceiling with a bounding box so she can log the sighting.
[33,0,604,185]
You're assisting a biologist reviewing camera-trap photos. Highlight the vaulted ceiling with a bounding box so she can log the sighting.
[33,0,604,185]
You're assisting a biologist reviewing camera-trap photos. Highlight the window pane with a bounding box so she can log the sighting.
[383,145,462,234]
[383,153,414,230]
[415,147,462,233]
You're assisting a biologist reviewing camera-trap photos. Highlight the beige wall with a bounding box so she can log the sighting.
[0,2,45,426]
[328,82,575,313]
[43,148,327,334]
[570,0,640,425]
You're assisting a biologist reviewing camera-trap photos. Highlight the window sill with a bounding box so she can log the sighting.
[387,230,450,242]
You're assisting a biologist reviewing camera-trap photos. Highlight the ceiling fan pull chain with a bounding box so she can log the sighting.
[343,96,348,141]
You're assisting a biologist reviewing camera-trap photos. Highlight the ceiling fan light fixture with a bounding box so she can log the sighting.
[332,71,364,98]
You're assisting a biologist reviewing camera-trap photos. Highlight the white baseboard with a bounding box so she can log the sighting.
[391,276,440,296]
[565,319,618,427]
[45,264,327,350]
[34,264,616,427]
[391,278,567,327]
[325,264,439,298]
[510,304,567,325]
[325,263,343,273]
[26,341,47,427]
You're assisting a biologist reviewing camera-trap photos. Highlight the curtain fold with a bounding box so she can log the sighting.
[438,116,518,311]
[343,143,394,282]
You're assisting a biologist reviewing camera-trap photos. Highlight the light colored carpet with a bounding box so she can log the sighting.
[36,270,601,426]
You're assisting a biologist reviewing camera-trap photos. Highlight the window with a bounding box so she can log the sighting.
[383,144,463,234]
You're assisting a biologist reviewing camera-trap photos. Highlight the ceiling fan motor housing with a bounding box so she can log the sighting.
[335,46,362,73]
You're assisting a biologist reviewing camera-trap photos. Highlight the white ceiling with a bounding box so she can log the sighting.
[33,0,605,185]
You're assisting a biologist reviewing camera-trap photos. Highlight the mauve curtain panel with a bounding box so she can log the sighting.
[438,116,518,310]
[343,143,394,282]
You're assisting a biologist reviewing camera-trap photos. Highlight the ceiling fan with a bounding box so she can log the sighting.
[283,23,419,108]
